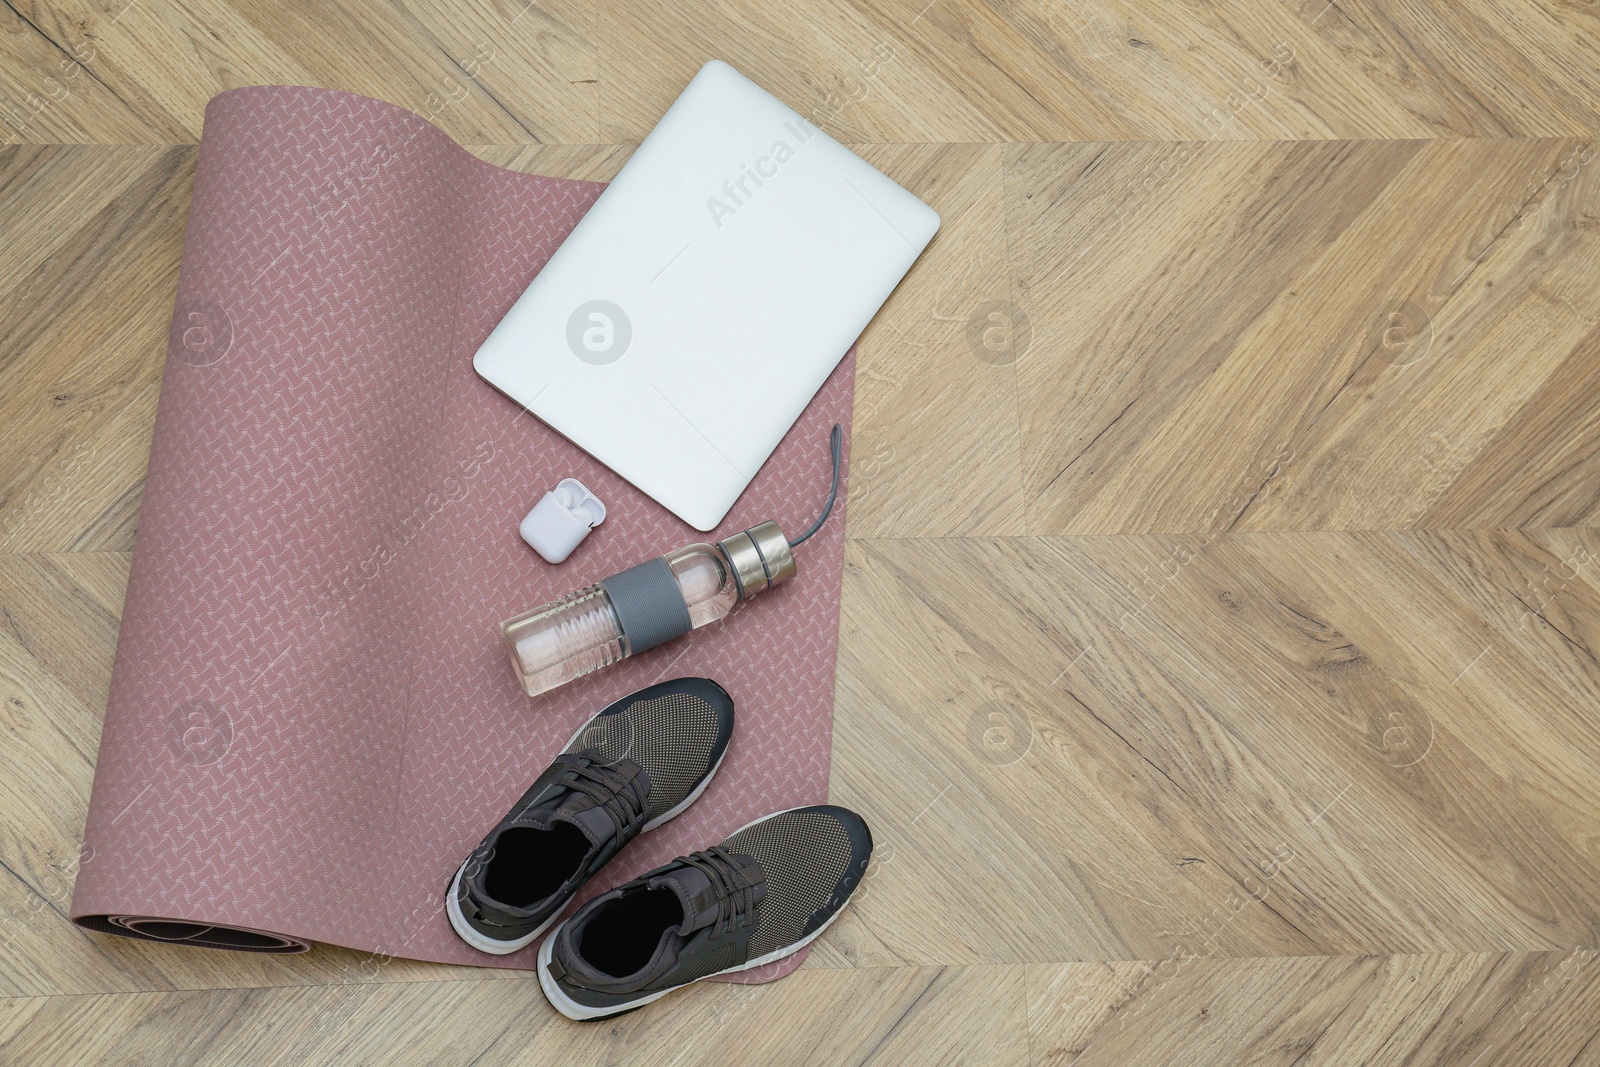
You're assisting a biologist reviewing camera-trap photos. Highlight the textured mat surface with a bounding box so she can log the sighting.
[70,86,851,980]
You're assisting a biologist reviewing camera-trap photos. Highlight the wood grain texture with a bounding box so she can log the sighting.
[4,0,1600,1062]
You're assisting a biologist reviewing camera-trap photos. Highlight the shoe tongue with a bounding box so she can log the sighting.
[649,865,720,934]
[510,758,651,850]
[514,792,615,850]
[648,854,766,935]
[550,799,621,849]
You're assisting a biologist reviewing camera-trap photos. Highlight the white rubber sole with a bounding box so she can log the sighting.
[446,713,730,956]
[536,805,856,1021]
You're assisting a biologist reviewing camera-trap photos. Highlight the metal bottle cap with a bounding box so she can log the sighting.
[718,520,797,599]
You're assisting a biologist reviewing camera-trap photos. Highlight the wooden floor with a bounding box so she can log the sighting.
[4,0,1600,1063]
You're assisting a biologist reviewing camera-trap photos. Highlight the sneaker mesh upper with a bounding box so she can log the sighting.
[722,810,856,959]
[566,690,722,822]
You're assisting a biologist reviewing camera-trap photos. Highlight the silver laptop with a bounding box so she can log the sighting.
[473,60,940,531]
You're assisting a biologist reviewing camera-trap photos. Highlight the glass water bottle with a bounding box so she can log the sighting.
[501,521,797,697]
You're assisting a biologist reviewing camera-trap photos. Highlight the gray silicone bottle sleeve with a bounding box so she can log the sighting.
[600,557,693,656]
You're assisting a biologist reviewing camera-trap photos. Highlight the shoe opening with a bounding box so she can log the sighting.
[485,823,589,907]
[578,887,684,978]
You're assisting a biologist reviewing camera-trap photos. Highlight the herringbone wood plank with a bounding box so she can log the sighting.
[3,0,1600,1063]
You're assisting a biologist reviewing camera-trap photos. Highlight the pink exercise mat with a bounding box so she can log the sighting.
[70,86,852,982]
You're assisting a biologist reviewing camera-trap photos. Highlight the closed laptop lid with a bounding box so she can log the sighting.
[473,60,939,531]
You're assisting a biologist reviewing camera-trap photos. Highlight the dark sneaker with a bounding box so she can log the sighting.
[538,805,872,1019]
[447,678,735,955]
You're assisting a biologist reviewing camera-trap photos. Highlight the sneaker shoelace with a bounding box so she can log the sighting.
[552,755,649,838]
[680,845,760,936]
